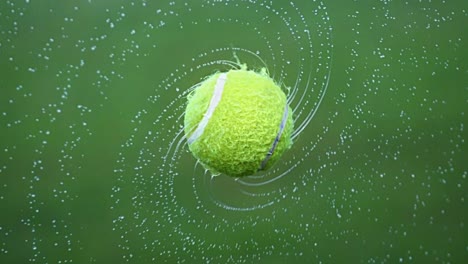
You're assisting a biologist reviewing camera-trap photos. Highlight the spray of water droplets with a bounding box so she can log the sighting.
[0,0,466,263]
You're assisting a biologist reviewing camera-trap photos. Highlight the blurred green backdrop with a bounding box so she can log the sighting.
[0,0,466,263]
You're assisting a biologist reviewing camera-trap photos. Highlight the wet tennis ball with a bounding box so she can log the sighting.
[184,68,293,177]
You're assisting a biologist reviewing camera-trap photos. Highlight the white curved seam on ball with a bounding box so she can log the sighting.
[260,103,289,170]
[188,73,227,144]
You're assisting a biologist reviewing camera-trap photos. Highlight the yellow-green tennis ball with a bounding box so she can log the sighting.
[184,69,294,177]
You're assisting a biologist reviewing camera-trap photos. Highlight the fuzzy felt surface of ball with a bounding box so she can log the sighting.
[184,69,293,177]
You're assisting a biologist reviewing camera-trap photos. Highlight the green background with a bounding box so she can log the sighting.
[0,0,466,263]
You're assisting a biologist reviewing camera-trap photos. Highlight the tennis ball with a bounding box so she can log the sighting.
[184,68,293,177]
